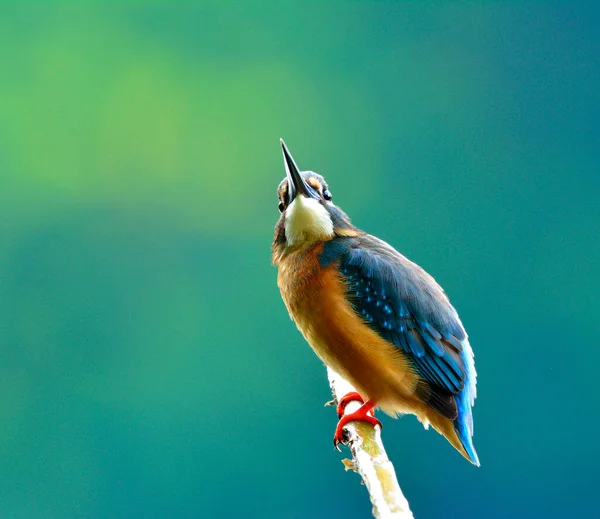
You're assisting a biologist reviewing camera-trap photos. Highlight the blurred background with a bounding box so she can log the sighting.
[1,3,598,518]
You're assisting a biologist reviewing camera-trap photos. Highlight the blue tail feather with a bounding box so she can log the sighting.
[454,395,480,466]
[453,338,480,466]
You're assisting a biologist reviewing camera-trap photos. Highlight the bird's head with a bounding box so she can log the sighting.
[272,139,355,260]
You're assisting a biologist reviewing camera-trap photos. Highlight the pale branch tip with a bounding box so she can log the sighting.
[327,368,414,519]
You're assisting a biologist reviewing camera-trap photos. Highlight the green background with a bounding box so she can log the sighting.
[1,3,598,518]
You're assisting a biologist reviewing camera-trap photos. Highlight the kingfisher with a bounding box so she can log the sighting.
[272,139,479,466]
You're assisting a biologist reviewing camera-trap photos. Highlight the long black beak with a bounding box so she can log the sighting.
[280,139,315,203]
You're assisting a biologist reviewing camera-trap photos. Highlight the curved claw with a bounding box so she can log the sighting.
[334,437,343,452]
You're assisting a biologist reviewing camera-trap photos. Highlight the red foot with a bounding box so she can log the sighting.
[333,392,382,450]
[336,392,364,417]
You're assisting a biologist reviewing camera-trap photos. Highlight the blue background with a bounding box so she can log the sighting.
[1,3,598,518]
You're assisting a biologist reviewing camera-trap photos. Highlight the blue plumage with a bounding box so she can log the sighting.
[319,236,354,268]
[455,339,479,466]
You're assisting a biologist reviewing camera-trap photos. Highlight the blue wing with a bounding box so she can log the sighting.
[320,235,476,422]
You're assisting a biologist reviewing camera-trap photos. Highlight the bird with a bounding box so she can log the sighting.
[272,139,479,466]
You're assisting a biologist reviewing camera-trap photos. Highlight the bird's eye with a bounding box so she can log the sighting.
[323,189,332,201]
[278,201,285,213]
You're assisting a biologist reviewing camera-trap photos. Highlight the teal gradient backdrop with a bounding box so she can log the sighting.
[1,3,598,518]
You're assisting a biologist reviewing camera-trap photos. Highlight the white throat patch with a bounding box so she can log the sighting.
[284,195,334,247]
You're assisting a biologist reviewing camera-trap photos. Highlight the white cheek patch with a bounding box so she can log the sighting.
[285,196,334,247]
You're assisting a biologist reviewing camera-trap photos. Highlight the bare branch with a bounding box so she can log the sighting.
[327,368,414,519]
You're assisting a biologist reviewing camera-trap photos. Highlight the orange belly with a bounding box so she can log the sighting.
[278,250,421,415]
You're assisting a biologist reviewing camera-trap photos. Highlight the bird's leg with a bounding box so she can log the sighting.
[333,392,382,450]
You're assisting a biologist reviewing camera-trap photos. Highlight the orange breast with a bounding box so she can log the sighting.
[278,246,421,414]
